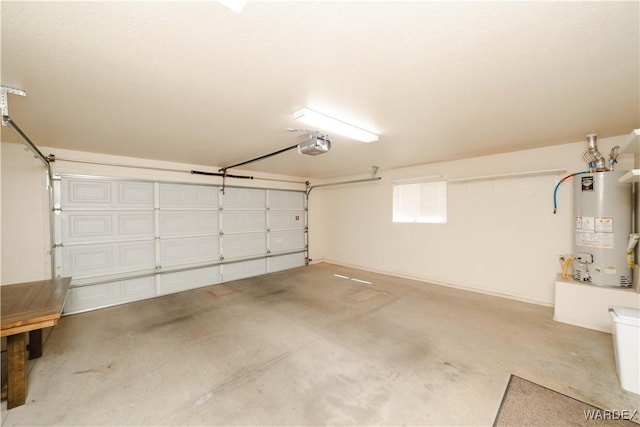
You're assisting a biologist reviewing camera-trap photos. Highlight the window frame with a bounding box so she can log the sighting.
[392,179,447,224]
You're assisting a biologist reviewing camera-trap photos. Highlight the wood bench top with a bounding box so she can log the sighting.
[1,277,72,337]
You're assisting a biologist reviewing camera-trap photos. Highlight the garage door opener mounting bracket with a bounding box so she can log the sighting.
[1,86,54,186]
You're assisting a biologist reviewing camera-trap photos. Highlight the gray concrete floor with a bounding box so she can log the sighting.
[2,262,639,426]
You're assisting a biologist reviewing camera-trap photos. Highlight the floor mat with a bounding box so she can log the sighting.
[493,375,638,426]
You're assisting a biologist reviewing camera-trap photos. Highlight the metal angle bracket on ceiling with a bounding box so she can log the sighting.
[1,86,26,120]
[1,86,54,187]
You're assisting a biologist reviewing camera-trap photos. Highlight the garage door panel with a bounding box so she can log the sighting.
[222,210,266,233]
[62,241,156,278]
[121,243,155,264]
[158,266,220,295]
[159,211,218,237]
[223,259,267,282]
[269,252,306,272]
[268,190,305,209]
[223,233,267,258]
[62,179,111,206]
[118,213,155,236]
[158,183,219,208]
[223,188,265,209]
[62,211,154,244]
[160,236,220,267]
[64,213,112,241]
[64,283,114,314]
[269,210,305,230]
[269,230,305,252]
[64,276,157,314]
[62,178,154,209]
[118,182,155,206]
[119,277,156,302]
[63,245,113,276]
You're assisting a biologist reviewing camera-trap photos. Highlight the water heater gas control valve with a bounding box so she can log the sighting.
[575,253,594,264]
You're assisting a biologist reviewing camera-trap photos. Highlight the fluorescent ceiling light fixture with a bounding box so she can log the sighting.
[293,108,379,143]
[217,0,246,13]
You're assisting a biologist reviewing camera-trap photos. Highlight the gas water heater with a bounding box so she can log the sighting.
[573,171,632,286]
[571,134,635,287]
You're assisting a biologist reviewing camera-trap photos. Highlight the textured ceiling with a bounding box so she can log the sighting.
[1,1,638,179]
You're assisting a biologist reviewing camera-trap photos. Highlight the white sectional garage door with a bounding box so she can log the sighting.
[54,176,306,314]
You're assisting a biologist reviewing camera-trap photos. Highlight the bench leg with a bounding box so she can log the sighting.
[7,332,27,409]
[28,329,43,359]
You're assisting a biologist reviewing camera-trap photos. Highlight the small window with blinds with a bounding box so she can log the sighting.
[393,180,447,223]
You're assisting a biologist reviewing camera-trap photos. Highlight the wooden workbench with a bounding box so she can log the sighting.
[1,277,71,409]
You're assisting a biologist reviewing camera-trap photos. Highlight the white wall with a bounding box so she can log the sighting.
[1,142,51,283]
[315,134,634,306]
[0,142,309,284]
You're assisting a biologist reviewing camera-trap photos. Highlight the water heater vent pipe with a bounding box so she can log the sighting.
[583,134,620,172]
[585,134,606,172]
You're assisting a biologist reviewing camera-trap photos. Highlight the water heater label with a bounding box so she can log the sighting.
[595,217,614,233]
[575,216,595,231]
[575,231,614,249]
[581,176,594,191]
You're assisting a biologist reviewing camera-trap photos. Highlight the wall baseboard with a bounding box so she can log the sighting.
[318,259,554,307]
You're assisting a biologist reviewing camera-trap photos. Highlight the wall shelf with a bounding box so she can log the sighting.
[620,128,640,154]
[620,169,640,183]
[619,129,639,183]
